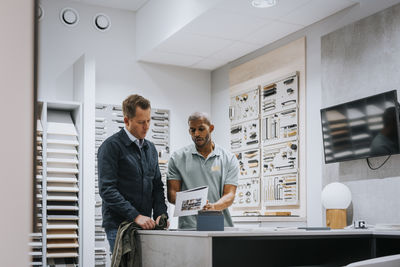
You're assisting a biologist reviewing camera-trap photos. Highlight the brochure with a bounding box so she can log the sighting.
[174,186,208,217]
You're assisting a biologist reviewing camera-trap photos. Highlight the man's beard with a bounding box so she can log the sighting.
[193,134,210,148]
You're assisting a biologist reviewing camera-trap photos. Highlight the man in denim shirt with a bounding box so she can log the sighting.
[98,94,168,252]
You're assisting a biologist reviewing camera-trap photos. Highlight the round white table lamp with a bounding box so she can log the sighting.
[321,182,352,229]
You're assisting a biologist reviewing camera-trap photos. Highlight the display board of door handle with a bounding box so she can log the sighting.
[235,149,261,179]
[230,87,259,124]
[262,108,298,146]
[261,74,298,117]
[263,141,298,175]
[263,173,298,206]
[233,178,260,208]
[230,119,260,151]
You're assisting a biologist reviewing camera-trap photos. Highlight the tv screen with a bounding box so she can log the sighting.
[320,90,400,163]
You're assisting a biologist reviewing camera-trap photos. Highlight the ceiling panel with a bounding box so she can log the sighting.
[182,8,269,41]
[141,51,203,67]
[244,20,304,45]
[214,0,312,20]
[191,58,228,70]
[280,0,357,25]
[82,0,359,70]
[156,33,233,58]
[143,0,357,70]
[210,41,262,61]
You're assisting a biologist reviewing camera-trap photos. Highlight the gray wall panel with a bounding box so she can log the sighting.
[321,3,400,225]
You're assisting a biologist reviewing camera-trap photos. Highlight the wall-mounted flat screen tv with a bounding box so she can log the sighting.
[320,90,400,163]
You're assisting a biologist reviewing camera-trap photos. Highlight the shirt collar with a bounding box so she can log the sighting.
[123,126,144,148]
[190,142,221,158]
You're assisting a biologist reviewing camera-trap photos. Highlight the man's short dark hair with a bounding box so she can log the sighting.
[188,112,211,125]
[122,94,151,118]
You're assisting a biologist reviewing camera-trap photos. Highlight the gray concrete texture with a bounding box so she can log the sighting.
[321,3,400,225]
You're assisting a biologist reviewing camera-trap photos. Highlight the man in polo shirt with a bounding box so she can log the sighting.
[167,112,239,229]
[98,94,168,252]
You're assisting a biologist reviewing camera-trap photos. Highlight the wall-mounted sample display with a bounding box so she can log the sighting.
[235,149,261,179]
[148,109,170,199]
[94,104,113,267]
[230,119,260,151]
[263,173,298,206]
[261,75,298,116]
[262,108,298,146]
[230,72,302,217]
[229,87,259,125]
[148,109,170,157]
[262,141,298,176]
[233,178,261,208]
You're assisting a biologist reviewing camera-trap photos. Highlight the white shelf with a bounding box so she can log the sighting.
[47,233,78,239]
[47,215,79,221]
[47,147,78,155]
[47,167,79,174]
[47,221,78,230]
[47,185,79,193]
[47,193,78,202]
[47,240,79,248]
[47,177,78,183]
[29,242,43,247]
[47,139,79,146]
[47,114,78,136]
[47,252,79,258]
[47,157,78,164]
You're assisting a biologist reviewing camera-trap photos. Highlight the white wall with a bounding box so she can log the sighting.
[39,0,211,152]
[211,0,400,226]
[73,55,96,266]
[0,0,34,265]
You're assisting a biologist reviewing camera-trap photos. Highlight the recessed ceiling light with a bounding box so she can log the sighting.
[93,13,111,32]
[251,0,277,8]
[60,8,79,27]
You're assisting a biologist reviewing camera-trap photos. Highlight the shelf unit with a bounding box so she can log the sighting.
[33,101,82,266]
[30,102,44,266]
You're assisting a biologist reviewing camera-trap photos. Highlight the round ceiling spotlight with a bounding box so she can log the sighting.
[37,5,44,21]
[93,13,111,32]
[251,0,277,8]
[60,7,79,27]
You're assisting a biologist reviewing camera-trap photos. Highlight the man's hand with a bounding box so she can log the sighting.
[155,215,170,229]
[203,200,217,211]
[202,185,237,211]
[134,215,155,230]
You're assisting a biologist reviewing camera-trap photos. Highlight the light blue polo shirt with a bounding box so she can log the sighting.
[167,143,239,229]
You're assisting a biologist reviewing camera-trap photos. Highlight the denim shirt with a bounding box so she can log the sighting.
[98,129,167,230]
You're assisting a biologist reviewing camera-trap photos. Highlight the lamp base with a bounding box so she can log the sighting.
[326,209,347,229]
